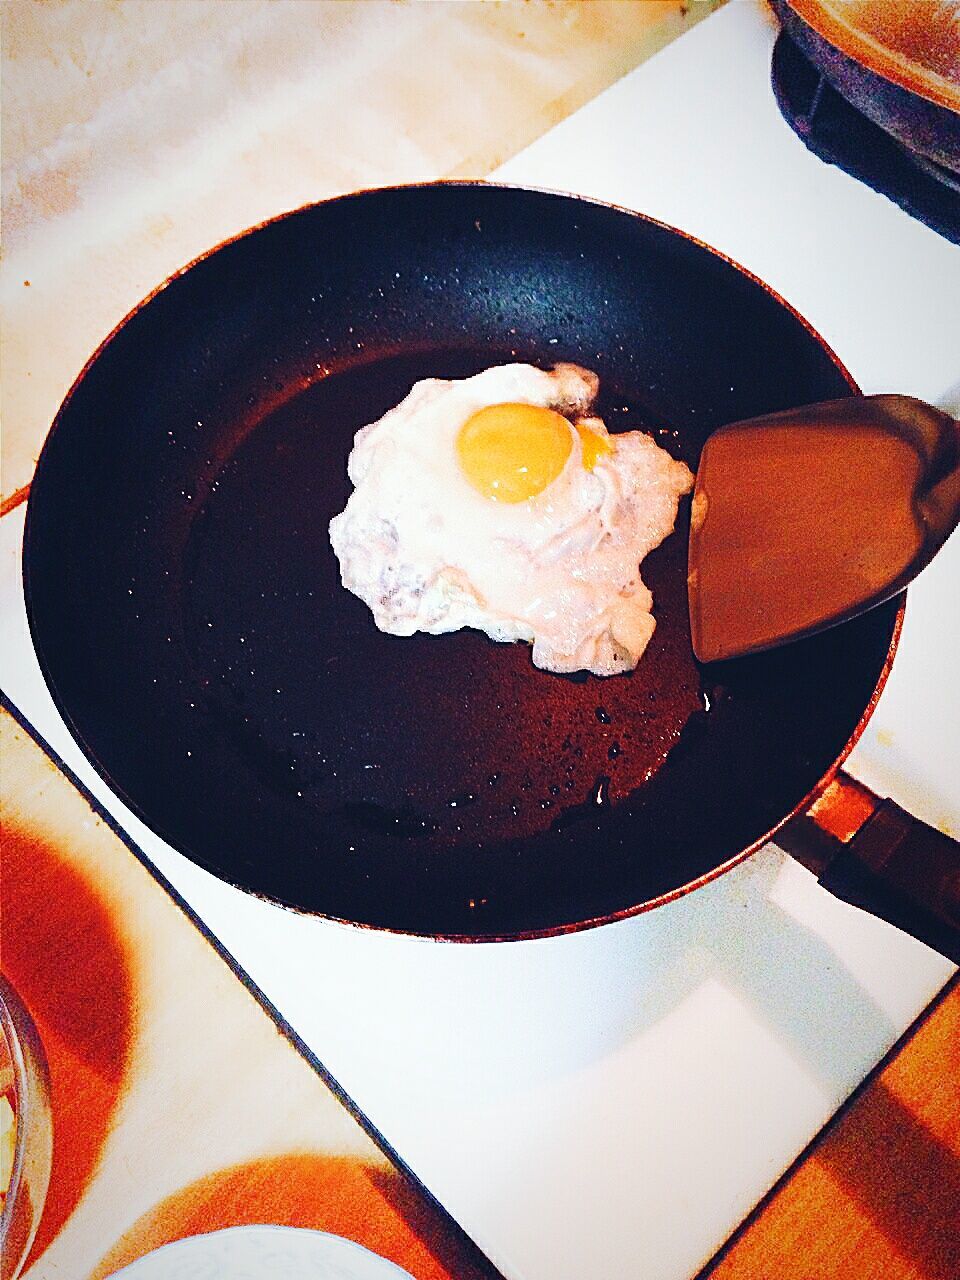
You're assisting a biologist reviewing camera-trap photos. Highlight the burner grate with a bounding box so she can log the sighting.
[771,30,960,244]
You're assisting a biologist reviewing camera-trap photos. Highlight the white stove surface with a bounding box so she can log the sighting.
[3,5,958,1280]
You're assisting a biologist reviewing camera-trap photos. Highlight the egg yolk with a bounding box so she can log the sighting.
[576,422,613,470]
[457,403,573,502]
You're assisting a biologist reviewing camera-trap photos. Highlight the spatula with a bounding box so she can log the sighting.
[687,395,960,663]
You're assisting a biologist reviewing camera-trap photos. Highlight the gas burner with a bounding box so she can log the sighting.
[771,29,960,244]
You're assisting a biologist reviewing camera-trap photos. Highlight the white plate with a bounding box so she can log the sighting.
[108,1226,414,1279]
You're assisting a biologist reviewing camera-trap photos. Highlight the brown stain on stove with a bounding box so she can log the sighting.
[10,166,82,227]
[1,824,135,1266]
[90,1153,491,1280]
[0,483,31,518]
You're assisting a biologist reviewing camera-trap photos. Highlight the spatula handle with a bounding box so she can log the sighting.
[802,773,960,963]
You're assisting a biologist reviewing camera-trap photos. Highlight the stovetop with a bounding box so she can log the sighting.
[2,5,959,1280]
[771,29,960,244]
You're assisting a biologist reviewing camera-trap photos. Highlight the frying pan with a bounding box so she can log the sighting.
[22,183,959,948]
[770,0,960,178]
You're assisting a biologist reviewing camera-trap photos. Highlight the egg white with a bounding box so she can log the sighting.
[328,363,693,676]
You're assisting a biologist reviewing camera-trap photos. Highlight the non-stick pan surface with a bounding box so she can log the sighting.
[24,184,901,938]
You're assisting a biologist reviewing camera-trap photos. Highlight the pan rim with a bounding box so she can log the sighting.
[783,0,960,116]
[21,180,906,942]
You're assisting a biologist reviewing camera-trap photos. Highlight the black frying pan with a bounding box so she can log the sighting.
[23,183,920,941]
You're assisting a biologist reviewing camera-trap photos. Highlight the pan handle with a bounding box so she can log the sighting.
[778,772,960,964]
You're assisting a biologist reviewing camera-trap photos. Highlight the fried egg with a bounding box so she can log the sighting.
[328,363,693,676]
